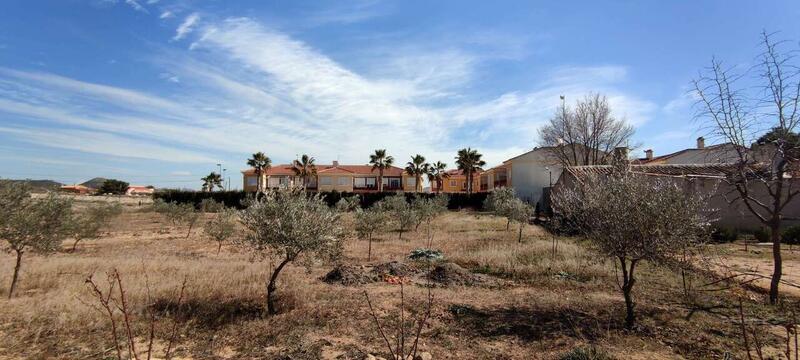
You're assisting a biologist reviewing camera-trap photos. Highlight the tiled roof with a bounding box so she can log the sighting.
[564,164,734,179]
[444,169,483,177]
[242,164,404,176]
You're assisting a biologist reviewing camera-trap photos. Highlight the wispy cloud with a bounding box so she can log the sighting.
[159,10,173,19]
[124,0,148,13]
[0,16,657,169]
[173,13,200,41]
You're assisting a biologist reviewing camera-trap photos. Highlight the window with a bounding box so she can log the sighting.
[247,176,258,186]
[366,177,376,187]
[383,177,401,188]
[320,176,332,185]
[449,180,457,187]
[406,177,416,187]
[279,176,289,185]
[268,177,281,187]
[338,177,350,186]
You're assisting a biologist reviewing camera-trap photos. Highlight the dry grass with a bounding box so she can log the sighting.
[0,205,797,359]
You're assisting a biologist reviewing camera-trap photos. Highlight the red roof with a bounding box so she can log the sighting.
[444,169,482,177]
[243,164,404,176]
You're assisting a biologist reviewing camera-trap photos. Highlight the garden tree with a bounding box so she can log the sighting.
[354,207,389,261]
[204,208,238,254]
[239,189,344,315]
[507,199,533,243]
[201,172,223,192]
[69,202,123,251]
[412,194,449,247]
[0,183,73,298]
[247,152,272,194]
[553,169,709,329]
[693,31,800,304]
[538,93,635,166]
[154,201,199,238]
[427,161,450,194]
[377,194,417,240]
[98,179,129,195]
[455,148,486,195]
[335,195,360,212]
[483,187,517,230]
[292,154,317,191]
[369,149,395,192]
[405,154,429,192]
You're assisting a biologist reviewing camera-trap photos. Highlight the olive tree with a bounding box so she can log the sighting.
[69,202,123,251]
[377,194,417,240]
[0,182,73,298]
[154,201,199,238]
[354,207,389,261]
[412,194,449,247]
[507,199,533,243]
[239,188,344,315]
[483,187,517,230]
[553,169,709,329]
[204,208,238,254]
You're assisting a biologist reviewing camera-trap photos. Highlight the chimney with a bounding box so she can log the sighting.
[332,160,339,167]
[697,137,705,149]
[644,149,653,160]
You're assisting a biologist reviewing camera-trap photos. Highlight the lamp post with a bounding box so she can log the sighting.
[216,163,223,191]
[223,168,227,190]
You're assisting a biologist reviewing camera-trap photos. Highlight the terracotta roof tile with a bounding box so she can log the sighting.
[242,164,404,176]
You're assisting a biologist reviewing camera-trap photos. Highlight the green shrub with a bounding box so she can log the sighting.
[559,346,614,360]
[199,198,225,213]
[154,189,489,210]
[783,225,800,245]
[753,228,771,243]
[408,248,443,261]
[710,227,739,243]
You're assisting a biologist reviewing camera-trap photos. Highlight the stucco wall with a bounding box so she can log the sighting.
[507,150,562,204]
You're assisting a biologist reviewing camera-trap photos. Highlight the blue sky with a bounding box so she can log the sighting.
[1,1,799,189]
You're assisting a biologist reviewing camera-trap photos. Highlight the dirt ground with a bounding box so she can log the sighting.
[0,201,798,359]
[708,242,800,298]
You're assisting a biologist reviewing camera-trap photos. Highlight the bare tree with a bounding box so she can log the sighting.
[239,188,344,315]
[553,169,709,329]
[0,183,73,298]
[355,207,389,261]
[692,31,800,304]
[538,93,635,166]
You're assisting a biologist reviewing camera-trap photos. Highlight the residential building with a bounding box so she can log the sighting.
[554,163,800,231]
[641,137,743,164]
[126,185,154,196]
[60,184,94,195]
[480,163,511,191]
[242,161,413,193]
[430,169,482,193]
[488,147,562,204]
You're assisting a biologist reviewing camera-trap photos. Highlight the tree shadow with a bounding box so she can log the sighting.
[448,304,624,342]
[151,296,265,329]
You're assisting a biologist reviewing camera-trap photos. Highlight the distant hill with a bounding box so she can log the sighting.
[5,179,63,192]
[80,177,108,189]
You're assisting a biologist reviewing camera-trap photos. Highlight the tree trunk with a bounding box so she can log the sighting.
[769,220,782,304]
[368,235,372,261]
[71,238,81,252]
[378,170,383,192]
[217,242,222,255]
[619,257,638,329]
[267,257,292,315]
[518,222,523,243]
[506,218,511,231]
[9,249,23,299]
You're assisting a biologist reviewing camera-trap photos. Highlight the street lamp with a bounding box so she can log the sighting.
[223,168,227,190]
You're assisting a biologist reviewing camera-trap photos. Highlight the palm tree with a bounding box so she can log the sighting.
[404,154,429,192]
[427,161,449,194]
[247,152,271,194]
[201,172,223,192]
[455,148,486,195]
[292,154,317,191]
[369,149,395,192]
